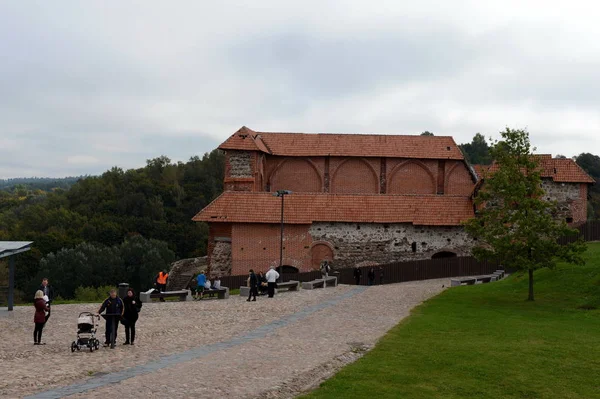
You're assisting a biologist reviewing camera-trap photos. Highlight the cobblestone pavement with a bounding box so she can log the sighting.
[0,279,448,398]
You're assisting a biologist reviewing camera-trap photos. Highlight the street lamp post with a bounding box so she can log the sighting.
[273,190,292,283]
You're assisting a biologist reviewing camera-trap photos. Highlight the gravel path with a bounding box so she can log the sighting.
[0,279,448,398]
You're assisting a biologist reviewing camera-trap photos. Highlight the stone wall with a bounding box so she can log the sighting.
[167,257,207,290]
[228,151,253,178]
[308,222,476,269]
[210,240,232,277]
[540,179,584,222]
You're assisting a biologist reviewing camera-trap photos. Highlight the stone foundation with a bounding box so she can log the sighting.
[308,222,476,269]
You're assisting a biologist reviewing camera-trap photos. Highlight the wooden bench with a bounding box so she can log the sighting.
[197,287,229,299]
[139,289,192,302]
[301,276,338,290]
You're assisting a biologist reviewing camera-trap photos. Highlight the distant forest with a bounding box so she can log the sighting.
[0,151,224,298]
[0,134,598,299]
[0,176,84,191]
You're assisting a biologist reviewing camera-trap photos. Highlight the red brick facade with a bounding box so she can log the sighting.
[196,127,593,276]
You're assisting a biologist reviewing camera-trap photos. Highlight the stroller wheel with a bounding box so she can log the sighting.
[94,339,99,350]
[71,342,77,352]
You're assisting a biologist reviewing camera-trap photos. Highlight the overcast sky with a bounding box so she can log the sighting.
[1,1,599,178]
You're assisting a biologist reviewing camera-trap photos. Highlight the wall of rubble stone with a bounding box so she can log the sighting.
[308,222,476,269]
[210,241,233,277]
[541,179,586,223]
[228,151,253,178]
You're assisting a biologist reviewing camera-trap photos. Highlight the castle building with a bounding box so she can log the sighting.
[193,127,593,276]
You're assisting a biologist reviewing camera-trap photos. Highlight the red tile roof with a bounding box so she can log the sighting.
[477,156,594,184]
[219,126,464,160]
[193,192,474,226]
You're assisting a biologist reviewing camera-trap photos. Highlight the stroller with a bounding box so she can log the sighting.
[71,312,101,352]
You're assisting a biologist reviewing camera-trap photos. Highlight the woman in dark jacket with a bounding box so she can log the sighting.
[122,288,142,345]
[33,290,49,345]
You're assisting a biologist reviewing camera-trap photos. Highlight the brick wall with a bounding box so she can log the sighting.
[230,223,312,275]
[268,158,323,193]
[387,160,437,194]
[330,158,380,194]
[445,161,474,195]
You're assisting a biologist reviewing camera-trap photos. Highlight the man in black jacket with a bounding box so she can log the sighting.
[98,289,124,347]
[38,278,54,321]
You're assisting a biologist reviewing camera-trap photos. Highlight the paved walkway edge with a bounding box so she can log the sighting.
[26,286,368,399]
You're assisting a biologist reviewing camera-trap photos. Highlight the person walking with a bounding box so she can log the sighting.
[353,266,362,285]
[195,271,206,300]
[33,290,49,345]
[265,266,280,298]
[368,268,375,286]
[98,289,124,348]
[38,277,54,322]
[122,288,142,345]
[320,260,331,280]
[247,269,258,302]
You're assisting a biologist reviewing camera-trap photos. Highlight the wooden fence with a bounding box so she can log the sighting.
[220,257,500,288]
[558,221,600,244]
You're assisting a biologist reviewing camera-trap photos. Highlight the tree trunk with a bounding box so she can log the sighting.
[527,268,534,301]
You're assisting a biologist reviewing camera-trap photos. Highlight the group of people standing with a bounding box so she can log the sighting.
[353,266,384,285]
[32,277,142,347]
[97,287,142,346]
[247,266,279,301]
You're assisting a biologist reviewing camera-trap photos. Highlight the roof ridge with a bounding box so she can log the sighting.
[256,131,456,138]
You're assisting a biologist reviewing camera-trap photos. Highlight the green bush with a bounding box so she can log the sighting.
[74,285,115,302]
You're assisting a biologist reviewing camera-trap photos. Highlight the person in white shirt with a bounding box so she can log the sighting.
[265,266,280,298]
[212,277,221,290]
[204,280,211,290]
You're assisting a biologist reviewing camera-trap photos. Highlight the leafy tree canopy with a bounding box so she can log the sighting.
[464,128,586,301]
[460,133,492,165]
[0,150,224,297]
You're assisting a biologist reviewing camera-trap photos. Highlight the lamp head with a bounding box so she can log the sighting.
[273,190,293,197]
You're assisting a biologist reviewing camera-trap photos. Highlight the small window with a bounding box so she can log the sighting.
[411,242,417,252]
[566,217,573,223]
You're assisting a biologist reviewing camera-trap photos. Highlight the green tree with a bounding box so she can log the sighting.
[119,235,175,292]
[420,131,434,136]
[464,128,586,301]
[460,133,492,165]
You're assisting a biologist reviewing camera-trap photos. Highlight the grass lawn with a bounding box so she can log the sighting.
[303,242,600,399]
